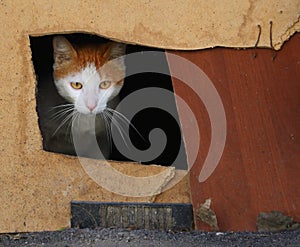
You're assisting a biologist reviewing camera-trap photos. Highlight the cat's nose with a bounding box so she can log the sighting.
[87,103,97,112]
[86,98,98,112]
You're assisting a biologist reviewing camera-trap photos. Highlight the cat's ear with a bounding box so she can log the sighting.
[108,42,126,60]
[53,36,77,69]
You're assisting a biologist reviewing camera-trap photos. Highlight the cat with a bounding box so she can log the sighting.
[38,36,126,159]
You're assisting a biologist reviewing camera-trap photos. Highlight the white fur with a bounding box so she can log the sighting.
[54,63,122,115]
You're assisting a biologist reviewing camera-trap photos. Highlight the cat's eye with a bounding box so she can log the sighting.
[70,82,83,90]
[99,81,111,89]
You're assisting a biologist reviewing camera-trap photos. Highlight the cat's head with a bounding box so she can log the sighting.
[52,36,126,115]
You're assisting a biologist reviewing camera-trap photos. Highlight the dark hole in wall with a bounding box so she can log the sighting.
[30,33,188,168]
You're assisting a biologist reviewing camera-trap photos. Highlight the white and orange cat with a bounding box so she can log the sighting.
[42,36,126,159]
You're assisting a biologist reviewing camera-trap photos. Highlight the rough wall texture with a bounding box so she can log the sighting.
[0,1,299,50]
[0,0,298,233]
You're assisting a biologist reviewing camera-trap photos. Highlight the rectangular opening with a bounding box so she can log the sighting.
[30,33,188,169]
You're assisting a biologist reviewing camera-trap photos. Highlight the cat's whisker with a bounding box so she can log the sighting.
[101,113,112,153]
[67,111,79,135]
[72,110,81,127]
[52,110,76,137]
[105,108,145,142]
[50,107,75,122]
[48,104,74,113]
[105,115,113,151]
[50,103,74,109]
[49,104,74,116]
[104,111,130,150]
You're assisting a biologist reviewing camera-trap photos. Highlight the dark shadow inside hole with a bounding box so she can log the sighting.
[30,33,188,168]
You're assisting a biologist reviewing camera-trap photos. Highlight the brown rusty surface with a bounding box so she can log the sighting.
[168,33,300,231]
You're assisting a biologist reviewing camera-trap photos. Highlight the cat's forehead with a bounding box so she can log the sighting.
[66,63,102,83]
[53,44,110,79]
[81,63,98,79]
[76,45,109,68]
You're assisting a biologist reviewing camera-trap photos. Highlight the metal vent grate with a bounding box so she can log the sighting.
[71,201,194,231]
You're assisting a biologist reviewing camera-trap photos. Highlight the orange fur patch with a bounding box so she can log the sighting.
[53,42,122,80]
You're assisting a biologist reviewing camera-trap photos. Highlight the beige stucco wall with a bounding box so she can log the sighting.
[0,0,298,233]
